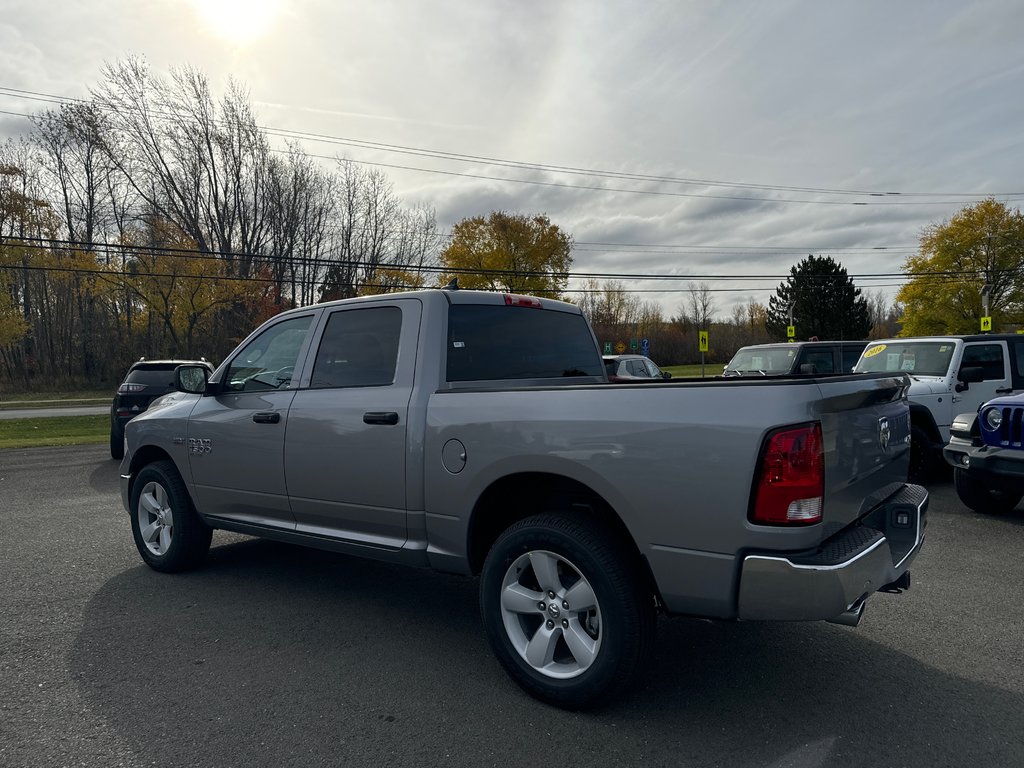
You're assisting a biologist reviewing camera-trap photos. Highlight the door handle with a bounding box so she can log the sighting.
[363,411,399,425]
[996,388,1013,394]
[253,412,281,424]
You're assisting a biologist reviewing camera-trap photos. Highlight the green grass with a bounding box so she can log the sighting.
[0,390,110,409]
[663,363,723,378]
[0,415,108,449]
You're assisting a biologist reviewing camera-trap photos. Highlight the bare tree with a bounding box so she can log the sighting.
[866,289,901,339]
[685,281,715,329]
[91,58,275,279]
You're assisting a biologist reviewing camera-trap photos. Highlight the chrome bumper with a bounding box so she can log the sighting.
[737,484,927,622]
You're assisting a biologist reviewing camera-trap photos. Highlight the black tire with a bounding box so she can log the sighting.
[480,513,656,709]
[129,460,212,572]
[954,468,1023,514]
[909,425,932,483]
[110,424,124,460]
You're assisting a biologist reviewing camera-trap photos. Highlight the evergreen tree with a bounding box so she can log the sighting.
[766,255,871,340]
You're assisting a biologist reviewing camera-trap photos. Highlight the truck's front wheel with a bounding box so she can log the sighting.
[480,514,655,709]
[954,468,1023,514]
[130,460,212,572]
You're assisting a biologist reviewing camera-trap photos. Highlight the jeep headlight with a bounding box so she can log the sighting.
[985,407,1003,430]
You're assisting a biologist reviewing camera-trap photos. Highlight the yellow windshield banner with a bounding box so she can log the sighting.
[863,344,886,358]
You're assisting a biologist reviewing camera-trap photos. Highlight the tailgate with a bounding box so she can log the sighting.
[814,373,911,528]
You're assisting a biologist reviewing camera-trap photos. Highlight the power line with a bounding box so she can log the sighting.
[1,234,991,284]
[3,86,1023,207]
[0,261,945,294]
[5,84,1024,200]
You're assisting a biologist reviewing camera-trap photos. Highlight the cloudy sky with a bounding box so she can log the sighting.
[2,0,1023,317]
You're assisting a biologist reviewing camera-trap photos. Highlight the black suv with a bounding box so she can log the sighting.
[110,358,213,459]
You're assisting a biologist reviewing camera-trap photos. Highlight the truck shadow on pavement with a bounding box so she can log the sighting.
[89,457,121,495]
[71,536,1022,768]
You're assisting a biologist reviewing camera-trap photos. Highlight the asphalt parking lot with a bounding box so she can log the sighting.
[1,446,1022,768]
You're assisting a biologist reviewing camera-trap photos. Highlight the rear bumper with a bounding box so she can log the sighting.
[737,484,927,621]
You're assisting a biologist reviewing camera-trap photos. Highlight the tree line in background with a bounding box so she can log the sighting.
[579,277,900,367]
[2,59,1015,391]
[0,58,441,390]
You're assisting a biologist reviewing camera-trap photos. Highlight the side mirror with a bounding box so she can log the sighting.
[661,371,672,379]
[175,364,210,394]
[955,366,985,392]
[798,363,819,374]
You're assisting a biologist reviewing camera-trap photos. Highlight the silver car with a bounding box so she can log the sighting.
[603,354,671,380]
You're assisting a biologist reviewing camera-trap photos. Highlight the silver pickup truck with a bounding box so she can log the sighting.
[119,286,927,708]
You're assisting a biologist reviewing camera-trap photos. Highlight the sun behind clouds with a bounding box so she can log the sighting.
[189,0,283,45]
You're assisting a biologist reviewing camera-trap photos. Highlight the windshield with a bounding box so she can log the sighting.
[854,341,956,376]
[724,345,798,375]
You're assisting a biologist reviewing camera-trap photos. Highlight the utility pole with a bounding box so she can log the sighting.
[981,283,992,333]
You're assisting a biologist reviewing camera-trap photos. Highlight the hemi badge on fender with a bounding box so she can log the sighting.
[173,437,186,445]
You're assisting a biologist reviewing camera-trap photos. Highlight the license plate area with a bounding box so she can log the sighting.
[863,483,927,568]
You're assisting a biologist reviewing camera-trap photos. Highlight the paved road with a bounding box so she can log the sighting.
[0,405,108,419]
[1,446,1023,768]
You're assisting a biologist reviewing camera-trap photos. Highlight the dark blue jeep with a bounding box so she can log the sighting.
[943,394,1024,513]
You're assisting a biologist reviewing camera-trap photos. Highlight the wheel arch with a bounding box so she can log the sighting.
[909,402,942,446]
[127,446,180,500]
[465,472,658,599]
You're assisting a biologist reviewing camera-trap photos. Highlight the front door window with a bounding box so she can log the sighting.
[224,316,313,392]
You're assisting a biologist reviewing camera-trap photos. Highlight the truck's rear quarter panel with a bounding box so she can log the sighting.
[424,373,911,618]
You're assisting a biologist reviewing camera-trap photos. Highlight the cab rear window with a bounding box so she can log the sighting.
[446,305,602,381]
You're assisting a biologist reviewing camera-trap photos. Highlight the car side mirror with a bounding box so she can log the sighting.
[955,366,985,391]
[175,364,210,394]
[662,372,672,379]
[798,363,818,374]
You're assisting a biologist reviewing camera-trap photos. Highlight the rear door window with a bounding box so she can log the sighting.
[310,307,402,389]
[447,305,602,381]
[626,360,648,377]
[803,350,835,374]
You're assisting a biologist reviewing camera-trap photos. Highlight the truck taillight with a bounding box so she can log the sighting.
[751,423,823,525]
[503,294,543,308]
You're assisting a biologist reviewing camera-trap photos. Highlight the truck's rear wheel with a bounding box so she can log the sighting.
[130,460,212,572]
[954,468,1022,514]
[480,513,655,709]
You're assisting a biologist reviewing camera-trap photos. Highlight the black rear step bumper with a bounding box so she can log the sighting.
[737,483,928,622]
